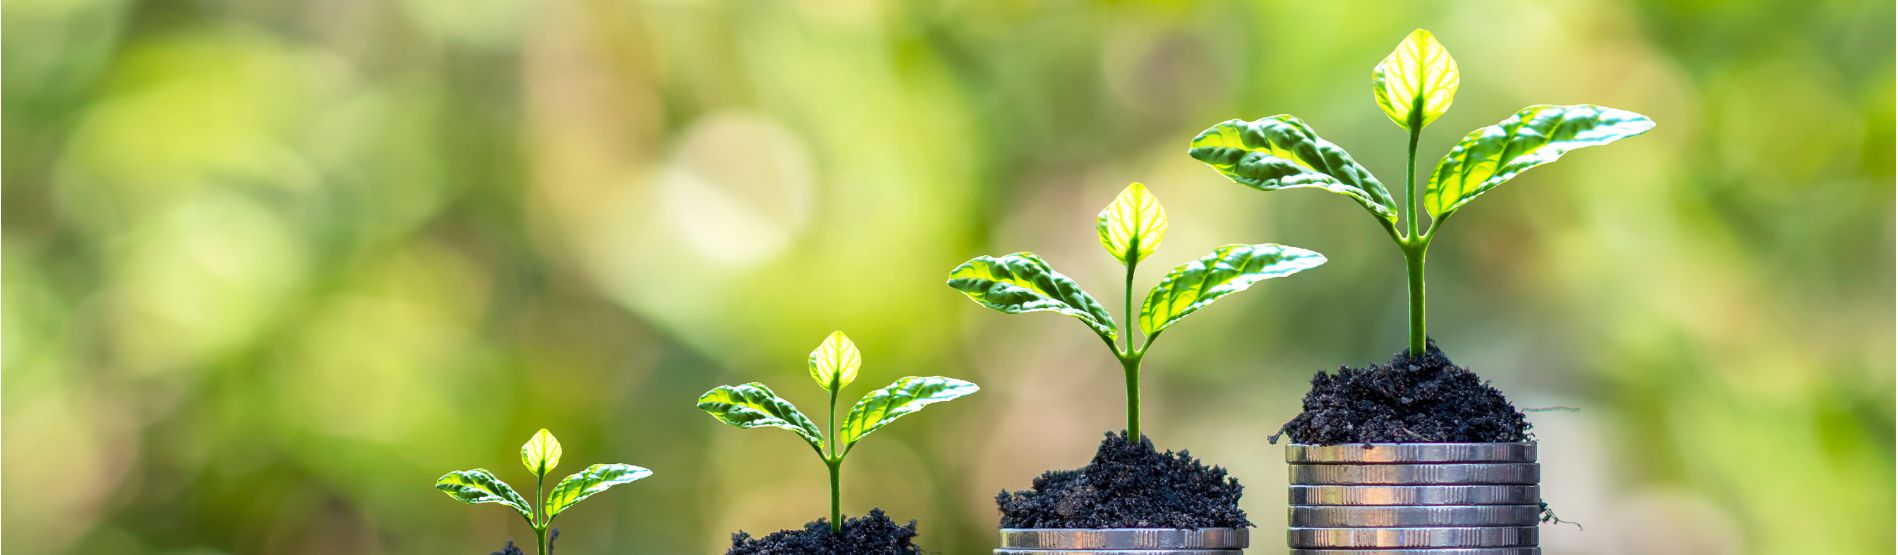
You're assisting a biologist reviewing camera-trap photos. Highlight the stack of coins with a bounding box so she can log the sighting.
[995,528,1248,554]
[1285,443,1541,555]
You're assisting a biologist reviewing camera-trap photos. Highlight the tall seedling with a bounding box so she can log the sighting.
[436,429,652,555]
[1189,29,1655,354]
[948,183,1326,441]
[698,331,979,533]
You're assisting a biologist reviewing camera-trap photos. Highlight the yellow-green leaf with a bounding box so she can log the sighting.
[1096,182,1168,267]
[544,463,652,520]
[696,382,826,452]
[1426,104,1656,217]
[947,253,1118,342]
[1189,116,1398,223]
[520,428,562,478]
[838,376,978,453]
[1140,244,1326,336]
[435,469,533,523]
[807,331,862,392]
[1372,28,1459,130]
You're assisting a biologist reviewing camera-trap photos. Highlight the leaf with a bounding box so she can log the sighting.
[1426,104,1656,217]
[947,253,1118,341]
[696,383,826,451]
[1188,116,1398,223]
[521,428,562,478]
[436,469,533,522]
[838,376,979,453]
[1095,182,1168,267]
[1140,244,1327,336]
[544,463,653,520]
[807,331,862,392]
[1372,28,1460,130]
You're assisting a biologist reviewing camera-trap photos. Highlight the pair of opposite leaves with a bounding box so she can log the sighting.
[1191,29,1656,228]
[952,182,1326,348]
[437,429,652,527]
[698,331,978,460]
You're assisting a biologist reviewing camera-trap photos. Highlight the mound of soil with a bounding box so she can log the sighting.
[1274,340,1530,445]
[996,431,1250,529]
[726,508,921,555]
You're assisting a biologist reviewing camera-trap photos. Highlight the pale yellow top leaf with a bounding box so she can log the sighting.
[1372,29,1459,130]
[521,428,562,478]
[1095,182,1167,266]
[808,330,862,391]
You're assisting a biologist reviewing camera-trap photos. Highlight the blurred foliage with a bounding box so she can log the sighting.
[3,0,1891,553]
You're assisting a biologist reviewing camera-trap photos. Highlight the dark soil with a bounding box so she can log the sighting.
[1273,339,1531,445]
[726,508,921,555]
[996,431,1250,529]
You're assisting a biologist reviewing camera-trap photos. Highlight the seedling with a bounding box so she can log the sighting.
[698,331,979,533]
[1189,29,1655,355]
[436,429,652,555]
[947,183,1325,441]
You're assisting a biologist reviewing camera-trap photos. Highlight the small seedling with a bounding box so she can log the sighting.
[1189,29,1655,355]
[947,183,1326,441]
[698,331,978,533]
[436,429,652,555]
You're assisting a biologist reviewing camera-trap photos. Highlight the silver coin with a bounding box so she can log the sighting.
[1288,485,1541,506]
[1289,549,1539,555]
[1289,463,1540,485]
[1288,526,1539,548]
[998,528,1248,549]
[1285,443,1536,464]
[1289,505,1543,527]
[994,550,1241,555]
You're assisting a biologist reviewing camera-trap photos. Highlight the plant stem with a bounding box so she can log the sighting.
[534,473,546,555]
[1402,119,1427,355]
[1121,256,1140,443]
[1404,243,1427,355]
[826,387,842,533]
[826,458,843,533]
[1120,353,1141,441]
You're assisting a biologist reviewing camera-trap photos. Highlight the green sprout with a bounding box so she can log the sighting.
[1189,29,1656,355]
[436,429,652,555]
[947,183,1326,442]
[698,331,979,533]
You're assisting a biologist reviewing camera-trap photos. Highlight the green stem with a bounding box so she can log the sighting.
[1404,243,1427,354]
[1120,256,1140,443]
[826,459,842,533]
[1120,353,1141,441]
[1402,118,1426,355]
[1123,255,1137,353]
[826,387,842,533]
[535,525,548,555]
[1405,122,1421,239]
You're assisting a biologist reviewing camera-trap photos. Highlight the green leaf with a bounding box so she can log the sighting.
[947,253,1118,341]
[1140,244,1327,336]
[544,463,653,520]
[838,376,979,453]
[696,383,826,451]
[1426,104,1656,217]
[435,469,533,522]
[521,428,562,478]
[1188,116,1398,223]
[808,331,861,392]
[1096,182,1168,267]
[1372,28,1460,130]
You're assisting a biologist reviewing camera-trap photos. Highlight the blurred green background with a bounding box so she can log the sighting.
[5,0,1892,553]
